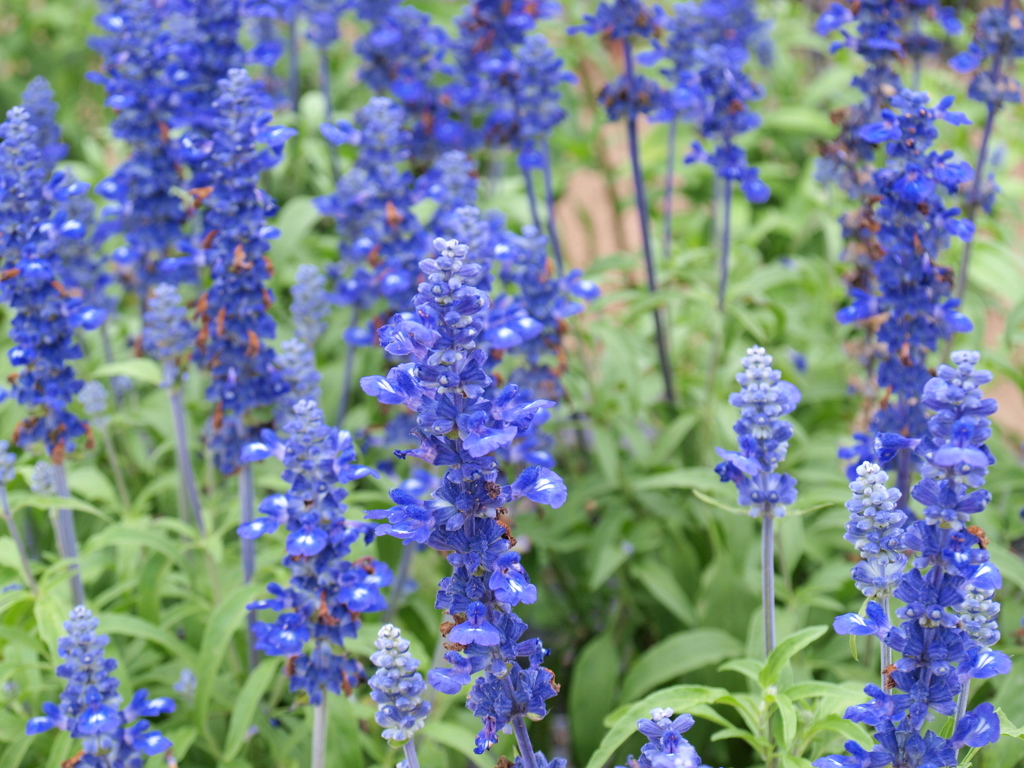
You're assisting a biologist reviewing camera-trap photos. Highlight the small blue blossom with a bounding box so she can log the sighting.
[619,708,709,768]
[844,462,906,597]
[25,606,175,763]
[143,283,194,384]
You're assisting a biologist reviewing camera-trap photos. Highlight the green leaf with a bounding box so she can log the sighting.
[692,489,746,515]
[590,685,727,768]
[628,557,696,626]
[34,590,70,660]
[95,612,197,667]
[222,658,281,761]
[7,492,111,523]
[997,708,1024,740]
[588,541,631,591]
[634,469,718,493]
[774,691,797,748]
[194,583,264,754]
[0,735,32,768]
[759,625,828,688]
[426,722,494,768]
[621,628,742,701]
[92,358,163,387]
[570,632,620,765]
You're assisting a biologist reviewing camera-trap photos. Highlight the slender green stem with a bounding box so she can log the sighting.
[101,427,131,510]
[662,118,678,265]
[0,486,36,592]
[718,178,733,313]
[540,143,565,275]
[288,21,300,109]
[336,306,360,427]
[522,166,545,239]
[53,463,84,605]
[623,39,675,406]
[311,698,328,768]
[880,594,892,690]
[761,507,776,656]
[240,464,257,669]
[169,383,206,535]
[319,46,340,183]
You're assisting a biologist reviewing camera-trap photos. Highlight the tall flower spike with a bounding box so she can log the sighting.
[571,0,675,402]
[89,0,192,290]
[193,68,294,475]
[25,606,176,763]
[369,624,431,746]
[715,346,800,655]
[362,237,566,759]
[823,352,1009,768]
[290,264,330,348]
[241,399,390,704]
[949,1,1024,300]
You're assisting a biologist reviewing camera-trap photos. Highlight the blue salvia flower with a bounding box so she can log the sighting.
[143,283,195,384]
[317,97,430,329]
[714,346,801,518]
[25,606,176,764]
[368,624,431,742]
[174,0,245,136]
[89,0,192,289]
[361,237,566,753]
[239,399,391,703]
[0,106,106,458]
[670,0,771,203]
[290,264,330,348]
[620,708,708,768]
[193,68,295,474]
[947,1,1024,299]
[822,352,1010,768]
[20,77,68,175]
[837,90,973,444]
[354,3,457,158]
[844,462,906,598]
[276,338,323,413]
[78,383,110,432]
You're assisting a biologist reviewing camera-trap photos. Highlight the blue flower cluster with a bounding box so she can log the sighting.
[843,462,906,598]
[355,2,455,160]
[0,103,106,459]
[142,283,194,385]
[821,351,1010,768]
[240,399,391,703]
[290,263,330,348]
[620,708,708,768]
[836,90,973,441]
[715,346,801,518]
[316,97,430,336]
[25,606,176,765]
[361,237,567,753]
[949,2,1024,214]
[368,623,431,743]
[571,0,666,122]
[89,0,192,290]
[654,0,772,203]
[192,68,295,474]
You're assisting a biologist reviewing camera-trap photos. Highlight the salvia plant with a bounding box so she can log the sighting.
[3,2,1024,768]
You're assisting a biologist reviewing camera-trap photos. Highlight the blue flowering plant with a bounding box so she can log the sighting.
[822,351,1011,768]
[362,237,567,759]
[25,606,176,767]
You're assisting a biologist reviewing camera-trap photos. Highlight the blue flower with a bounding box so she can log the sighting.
[25,606,175,763]
[362,237,565,752]
[619,708,708,768]
[243,399,389,704]
[715,346,800,518]
[368,624,431,743]
[192,68,294,474]
[0,104,106,458]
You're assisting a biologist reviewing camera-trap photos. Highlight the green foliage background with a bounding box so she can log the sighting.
[1,1,1024,767]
